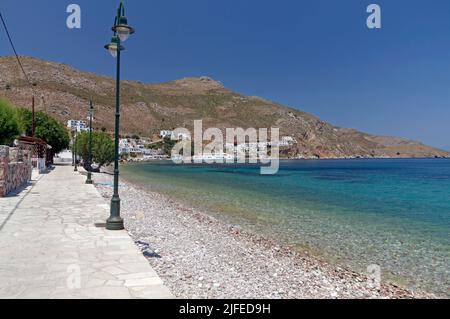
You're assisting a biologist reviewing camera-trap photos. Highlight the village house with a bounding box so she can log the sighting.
[67,120,88,133]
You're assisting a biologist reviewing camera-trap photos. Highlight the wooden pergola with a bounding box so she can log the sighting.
[17,136,52,167]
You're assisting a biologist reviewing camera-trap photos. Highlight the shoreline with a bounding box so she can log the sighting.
[121,156,450,164]
[93,171,434,299]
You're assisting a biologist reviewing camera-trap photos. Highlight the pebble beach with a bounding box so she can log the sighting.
[93,171,432,299]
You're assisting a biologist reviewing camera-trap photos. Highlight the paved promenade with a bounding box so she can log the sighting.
[0,165,172,299]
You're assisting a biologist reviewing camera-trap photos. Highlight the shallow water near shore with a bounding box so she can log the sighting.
[121,159,450,296]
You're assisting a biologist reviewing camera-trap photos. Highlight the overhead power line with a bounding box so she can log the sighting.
[0,9,33,87]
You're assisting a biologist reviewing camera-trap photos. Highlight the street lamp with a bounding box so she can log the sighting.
[73,132,78,172]
[72,132,75,166]
[86,100,94,185]
[104,0,135,231]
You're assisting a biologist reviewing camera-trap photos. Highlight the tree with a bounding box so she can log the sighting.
[18,109,70,155]
[162,137,177,155]
[73,131,89,164]
[0,100,22,146]
[93,132,114,170]
[75,131,114,170]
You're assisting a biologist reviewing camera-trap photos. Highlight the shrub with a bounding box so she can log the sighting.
[0,100,22,146]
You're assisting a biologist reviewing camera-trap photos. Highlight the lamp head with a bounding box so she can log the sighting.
[104,36,124,57]
[112,16,135,42]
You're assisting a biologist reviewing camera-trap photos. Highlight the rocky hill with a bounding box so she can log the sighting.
[0,56,448,159]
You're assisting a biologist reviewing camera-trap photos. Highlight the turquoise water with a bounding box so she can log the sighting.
[121,159,450,296]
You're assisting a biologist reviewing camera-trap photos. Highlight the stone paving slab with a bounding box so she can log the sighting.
[0,165,173,299]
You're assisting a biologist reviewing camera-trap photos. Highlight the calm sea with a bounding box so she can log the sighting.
[121,159,450,296]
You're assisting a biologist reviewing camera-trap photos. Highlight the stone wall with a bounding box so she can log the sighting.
[0,146,32,197]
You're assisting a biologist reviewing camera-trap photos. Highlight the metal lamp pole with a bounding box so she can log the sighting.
[86,100,94,184]
[72,132,75,166]
[104,0,135,230]
[32,96,35,137]
[73,132,78,172]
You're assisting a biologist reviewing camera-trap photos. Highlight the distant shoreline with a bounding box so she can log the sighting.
[121,156,449,165]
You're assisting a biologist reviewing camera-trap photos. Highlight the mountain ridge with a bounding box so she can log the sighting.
[0,56,448,159]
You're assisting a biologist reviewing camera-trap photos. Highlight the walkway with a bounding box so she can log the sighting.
[0,165,173,299]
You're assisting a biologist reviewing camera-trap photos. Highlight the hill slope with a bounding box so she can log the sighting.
[0,56,448,159]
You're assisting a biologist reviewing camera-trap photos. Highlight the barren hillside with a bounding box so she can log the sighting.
[0,56,448,159]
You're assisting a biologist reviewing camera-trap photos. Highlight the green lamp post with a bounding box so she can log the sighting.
[73,132,78,172]
[86,100,94,184]
[72,133,75,166]
[104,0,135,231]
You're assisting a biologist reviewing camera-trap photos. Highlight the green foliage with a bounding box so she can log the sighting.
[73,132,89,162]
[147,143,159,150]
[0,100,22,145]
[146,138,177,155]
[75,131,114,169]
[18,108,70,154]
[93,132,114,168]
[162,137,177,155]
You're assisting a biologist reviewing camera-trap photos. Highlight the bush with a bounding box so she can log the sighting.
[0,100,22,145]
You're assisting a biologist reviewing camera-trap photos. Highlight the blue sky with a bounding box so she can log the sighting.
[1,0,449,150]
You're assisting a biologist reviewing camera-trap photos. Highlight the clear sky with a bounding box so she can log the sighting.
[1,0,449,150]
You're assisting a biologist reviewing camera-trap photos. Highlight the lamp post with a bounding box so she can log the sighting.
[104,0,135,231]
[72,133,75,166]
[31,82,37,137]
[86,100,94,184]
[73,132,78,172]
[32,96,35,137]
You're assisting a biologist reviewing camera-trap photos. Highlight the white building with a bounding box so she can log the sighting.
[160,130,190,141]
[67,120,88,133]
[267,136,296,147]
[119,139,130,148]
[129,147,144,154]
[119,139,131,155]
[119,139,151,156]
[279,136,296,147]
[160,130,173,139]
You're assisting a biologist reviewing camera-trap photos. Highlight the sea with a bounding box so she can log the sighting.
[121,159,450,296]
